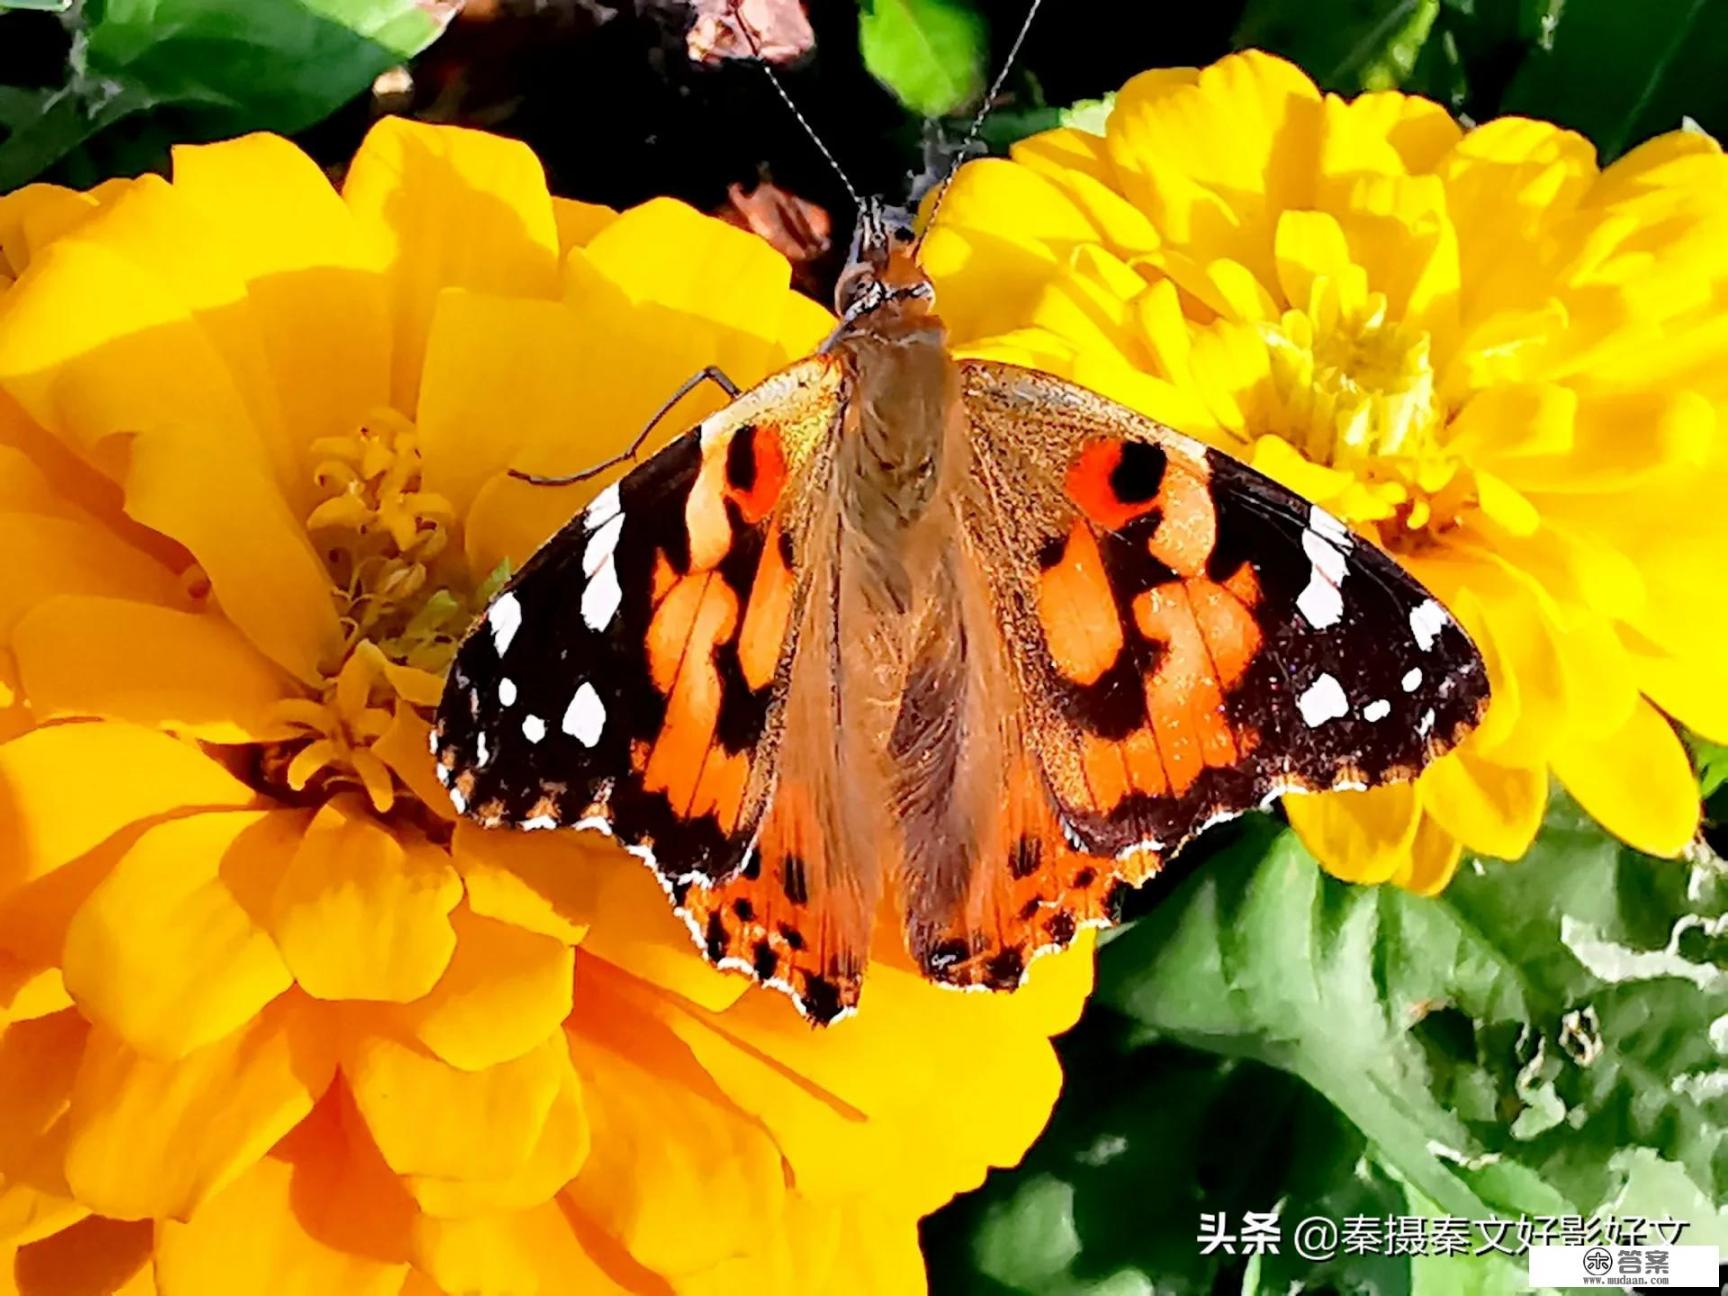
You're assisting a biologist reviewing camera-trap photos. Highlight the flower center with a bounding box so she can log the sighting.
[1258,277,1470,548]
[258,409,498,815]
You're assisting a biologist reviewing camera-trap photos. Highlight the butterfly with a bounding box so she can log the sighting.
[431,199,1489,1024]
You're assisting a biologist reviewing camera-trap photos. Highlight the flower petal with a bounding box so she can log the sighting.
[62,810,296,1060]
[12,1216,152,1295]
[0,1009,89,1247]
[397,904,575,1072]
[571,843,749,1014]
[341,1023,570,1181]
[409,1199,628,1296]
[552,197,618,256]
[342,118,561,413]
[564,980,785,1277]
[14,595,294,743]
[374,703,459,824]
[270,797,461,1003]
[155,1120,408,1296]
[171,133,392,466]
[1389,812,1464,896]
[1550,700,1698,857]
[1285,781,1421,885]
[1419,750,1548,860]
[451,822,592,947]
[64,990,336,1220]
[402,1060,587,1218]
[0,512,183,644]
[0,722,254,888]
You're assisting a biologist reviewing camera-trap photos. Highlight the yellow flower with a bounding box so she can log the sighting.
[925,51,1728,891]
[0,121,1094,1293]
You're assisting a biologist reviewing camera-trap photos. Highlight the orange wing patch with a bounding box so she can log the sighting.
[911,765,1160,990]
[678,781,868,1023]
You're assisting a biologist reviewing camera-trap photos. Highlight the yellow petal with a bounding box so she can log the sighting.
[124,428,342,685]
[341,1022,570,1181]
[552,196,618,255]
[0,183,102,277]
[451,822,593,947]
[1337,90,1463,173]
[1419,749,1548,860]
[270,797,461,1003]
[0,512,183,643]
[409,1199,627,1296]
[171,133,392,462]
[564,984,785,1277]
[1632,641,1728,743]
[1285,781,1421,885]
[343,117,561,412]
[156,1121,407,1296]
[1551,700,1698,857]
[0,954,71,1026]
[398,904,574,1072]
[627,931,1091,1217]
[582,197,810,352]
[373,704,459,824]
[0,723,254,888]
[14,595,294,743]
[64,990,336,1220]
[571,842,749,1014]
[1273,208,1352,313]
[62,810,296,1059]
[1108,51,1321,281]
[403,1060,587,1218]
[0,1009,89,1247]
[12,1216,152,1295]
[1389,812,1465,896]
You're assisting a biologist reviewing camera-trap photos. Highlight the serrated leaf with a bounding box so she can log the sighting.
[858,0,987,119]
[0,0,454,188]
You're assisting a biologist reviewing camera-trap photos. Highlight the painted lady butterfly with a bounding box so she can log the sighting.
[432,200,1488,1023]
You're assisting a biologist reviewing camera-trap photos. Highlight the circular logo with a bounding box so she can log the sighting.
[1582,1247,1614,1275]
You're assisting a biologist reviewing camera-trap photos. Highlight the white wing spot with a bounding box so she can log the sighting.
[1297,673,1349,727]
[562,681,606,747]
[475,731,491,766]
[1296,520,1349,630]
[585,482,622,527]
[1401,667,1423,692]
[448,787,467,814]
[487,593,522,656]
[1410,599,1448,651]
[426,729,439,754]
[582,560,622,630]
[521,714,547,744]
[498,677,517,707]
[1418,708,1436,736]
[1363,698,1392,722]
[1310,504,1352,547]
[583,513,625,578]
[435,763,451,786]
[521,815,558,831]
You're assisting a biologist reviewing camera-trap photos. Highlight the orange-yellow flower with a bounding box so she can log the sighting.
[925,51,1728,891]
[0,121,1093,1293]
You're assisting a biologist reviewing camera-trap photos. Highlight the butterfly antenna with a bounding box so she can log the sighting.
[729,0,862,211]
[914,0,1045,255]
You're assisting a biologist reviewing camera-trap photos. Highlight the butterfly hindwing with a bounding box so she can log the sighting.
[433,356,846,888]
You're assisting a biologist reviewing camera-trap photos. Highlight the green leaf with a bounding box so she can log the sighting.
[928,802,1728,1292]
[1104,806,1728,1216]
[0,0,453,189]
[858,0,988,120]
[1233,0,1441,91]
[1498,0,1728,160]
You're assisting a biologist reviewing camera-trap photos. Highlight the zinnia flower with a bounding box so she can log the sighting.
[924,51,1728,891]
[0,120,1093,1292]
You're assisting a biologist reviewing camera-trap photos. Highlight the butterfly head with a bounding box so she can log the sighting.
[833,197,934,326]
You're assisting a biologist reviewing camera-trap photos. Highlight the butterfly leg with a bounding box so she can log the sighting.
[507,365,743,486]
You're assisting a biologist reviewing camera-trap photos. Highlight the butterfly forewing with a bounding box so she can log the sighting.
[432,356,846,885]
[957,359,1489,861]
